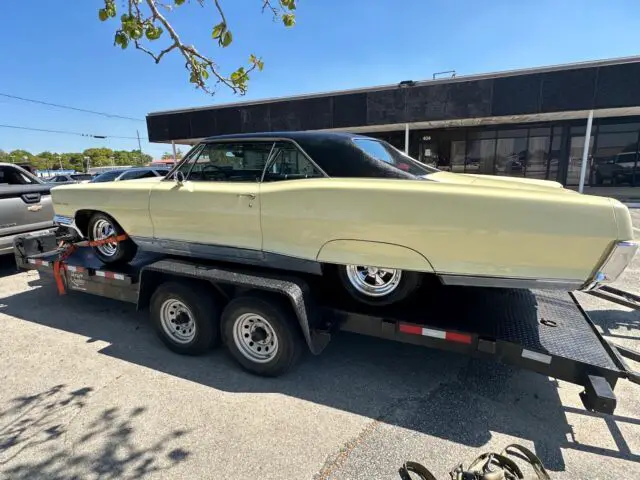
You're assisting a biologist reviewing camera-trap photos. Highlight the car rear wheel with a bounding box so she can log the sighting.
[338,265,422,306]
[87,212,137,265]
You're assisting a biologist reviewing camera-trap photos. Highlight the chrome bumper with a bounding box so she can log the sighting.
[583,240,639,291]
[53,214,84,238]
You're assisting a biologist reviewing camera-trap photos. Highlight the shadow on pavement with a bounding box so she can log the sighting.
[0,384,190,479]
[0,256,18,279]
[2,276,639,473]
[588,308,640,340]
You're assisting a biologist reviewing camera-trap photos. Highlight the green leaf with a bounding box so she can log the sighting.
[221,30,233,47]
[282,14,295,27]
[175,0,186,5]
[211,22,225,39]
[249,53,257,64]
[145,25,163,41]
[98,9,108,21]
[257,60,264,71]
[115,31,129,49]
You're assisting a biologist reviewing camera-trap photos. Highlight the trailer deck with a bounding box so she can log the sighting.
[14,238,640,415]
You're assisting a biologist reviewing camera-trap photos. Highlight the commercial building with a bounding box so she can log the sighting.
[147,56,640,193]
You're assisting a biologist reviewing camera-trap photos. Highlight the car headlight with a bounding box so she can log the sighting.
[594,240,638,284]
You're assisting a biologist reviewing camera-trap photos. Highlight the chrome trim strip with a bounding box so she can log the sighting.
[439,274,583,291]
[131,237,323,275]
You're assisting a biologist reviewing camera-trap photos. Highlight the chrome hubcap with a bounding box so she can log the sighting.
[232,313,279,363]
[345,265,402,297]
[160,299,196,344]
[91,219,118,257]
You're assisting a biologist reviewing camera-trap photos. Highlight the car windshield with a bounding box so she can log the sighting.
[353,138,439,177]
[91,170,125,182]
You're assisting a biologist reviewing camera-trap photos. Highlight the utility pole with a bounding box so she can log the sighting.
[136,130,142,152]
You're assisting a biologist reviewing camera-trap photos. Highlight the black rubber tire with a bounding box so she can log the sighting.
[337,266,422,306]
[87,212,137,265]
[221,294,303,377]
[150,281,220,355]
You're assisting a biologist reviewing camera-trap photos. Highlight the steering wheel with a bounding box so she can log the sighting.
[201,164,227,180]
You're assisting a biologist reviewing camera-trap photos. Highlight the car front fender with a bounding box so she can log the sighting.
[316,239,435,272]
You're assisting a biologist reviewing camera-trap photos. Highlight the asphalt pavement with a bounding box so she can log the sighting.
[0,214,639,479]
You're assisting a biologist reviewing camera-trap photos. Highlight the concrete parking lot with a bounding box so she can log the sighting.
[1,214,639,479]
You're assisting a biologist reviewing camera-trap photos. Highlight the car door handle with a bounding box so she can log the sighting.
[238,193,256,200]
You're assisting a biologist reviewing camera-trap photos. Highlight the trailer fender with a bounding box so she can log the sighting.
[137,260,330,355]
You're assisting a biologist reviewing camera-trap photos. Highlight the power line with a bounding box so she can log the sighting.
[0,123,146,140]
[0,92,145,122]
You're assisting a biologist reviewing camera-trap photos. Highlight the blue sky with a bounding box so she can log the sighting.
[2,0,640,159]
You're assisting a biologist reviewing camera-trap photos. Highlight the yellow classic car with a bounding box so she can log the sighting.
[51,132,637,306]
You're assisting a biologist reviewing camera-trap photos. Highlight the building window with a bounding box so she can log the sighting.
[466,138,496,174]
[450,140,466,173]
[526,135,550,179]
[496,136,528,177]
[591,130,639,186]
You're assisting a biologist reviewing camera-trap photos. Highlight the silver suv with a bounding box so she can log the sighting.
[0,163,55,255]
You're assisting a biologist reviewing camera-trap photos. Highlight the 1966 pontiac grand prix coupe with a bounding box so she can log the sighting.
[51,132,637,306]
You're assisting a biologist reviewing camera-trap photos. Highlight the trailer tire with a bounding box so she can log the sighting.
[150,281,219,355]
[221,295,303,377]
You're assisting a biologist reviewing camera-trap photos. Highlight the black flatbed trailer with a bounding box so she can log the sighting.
[13,231,640,415]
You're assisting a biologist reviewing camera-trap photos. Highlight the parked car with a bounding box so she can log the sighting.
[51,132,637,306]
[90,167,168,183]
[48,173,94,184]
[0,163,55,255]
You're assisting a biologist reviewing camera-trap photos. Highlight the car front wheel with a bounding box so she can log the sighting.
[87,212,137,265]
[338,265,422,306]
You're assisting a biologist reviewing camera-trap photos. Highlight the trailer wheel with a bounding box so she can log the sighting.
[150,282,219,355]
[221,295,303,376]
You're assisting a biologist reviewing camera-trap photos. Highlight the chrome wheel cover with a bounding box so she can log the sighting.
[91,218,118,257]
[160,299,196,344]
[232,313,279,363]
[345,265,402,297]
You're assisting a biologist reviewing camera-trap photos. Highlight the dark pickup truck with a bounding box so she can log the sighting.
[0,163,54,255]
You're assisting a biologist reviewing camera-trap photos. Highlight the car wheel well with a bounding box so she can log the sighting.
[75,210,121,237]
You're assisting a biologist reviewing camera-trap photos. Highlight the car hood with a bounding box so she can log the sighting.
[426,171,573,194]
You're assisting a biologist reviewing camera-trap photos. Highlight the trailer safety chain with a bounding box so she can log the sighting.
[398,444,550,480]
[52,234,129,295]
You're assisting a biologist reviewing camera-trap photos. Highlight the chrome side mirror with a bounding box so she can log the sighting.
[174,170,186,185]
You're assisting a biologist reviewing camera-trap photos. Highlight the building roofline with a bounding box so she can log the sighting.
[147,55,640,117]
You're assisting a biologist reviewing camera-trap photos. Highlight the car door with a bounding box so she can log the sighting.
[148,141,274,259]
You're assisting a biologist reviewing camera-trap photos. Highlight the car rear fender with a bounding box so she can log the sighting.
[316,239,435,272]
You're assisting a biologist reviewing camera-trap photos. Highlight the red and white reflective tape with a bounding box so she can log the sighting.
[399,323,473,345]
[65,265,84,273]
[94,270,126,281]
[521,349,552,364]
[27,259,50,267]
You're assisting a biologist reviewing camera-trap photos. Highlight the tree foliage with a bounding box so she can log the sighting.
[99,0,297,94]
[0,148,152,172]
[161,148,183,160]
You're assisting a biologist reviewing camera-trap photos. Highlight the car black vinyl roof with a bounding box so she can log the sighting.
[201,131,419,179]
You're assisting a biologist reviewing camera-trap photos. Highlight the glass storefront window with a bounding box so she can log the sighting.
[450,140,466,173]
[566,135,593,186]
[495,137,527,176]
[526,136,550,179]
[466,138,496,174]
[591,131,639,186]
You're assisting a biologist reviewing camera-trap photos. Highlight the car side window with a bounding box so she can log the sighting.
[187,142,274,182]
[262,141,324,182]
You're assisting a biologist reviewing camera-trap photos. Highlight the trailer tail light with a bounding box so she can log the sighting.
[399,323,472,344]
